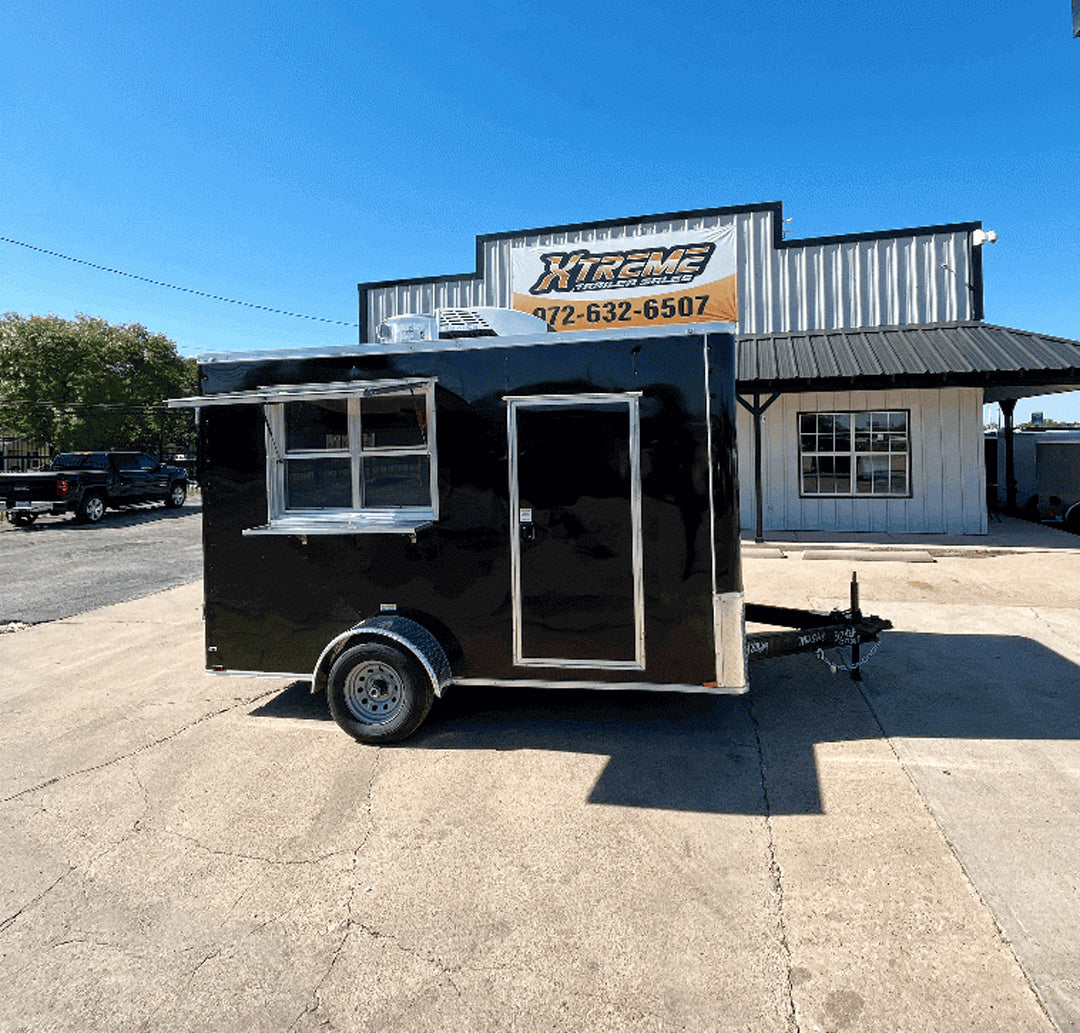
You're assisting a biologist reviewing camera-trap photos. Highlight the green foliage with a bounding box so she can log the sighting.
[0,313,198,453]
[1018,418,1080,430]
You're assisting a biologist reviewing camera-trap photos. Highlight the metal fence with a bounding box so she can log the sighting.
[1,438,49,472]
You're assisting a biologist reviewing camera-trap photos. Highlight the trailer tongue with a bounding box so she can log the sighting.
[745,573,892,681]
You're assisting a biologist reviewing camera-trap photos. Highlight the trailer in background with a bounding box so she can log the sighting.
[1035,439,1080,530]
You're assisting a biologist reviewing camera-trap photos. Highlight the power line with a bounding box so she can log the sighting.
[0,399,172,412]
[1,236,359,329]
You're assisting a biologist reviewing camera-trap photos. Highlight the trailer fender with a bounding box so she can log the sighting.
[312,615,452,699]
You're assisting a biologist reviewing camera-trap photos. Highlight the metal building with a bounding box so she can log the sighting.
[358,202,1080,537]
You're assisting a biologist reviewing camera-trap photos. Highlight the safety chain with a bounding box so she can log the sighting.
[815,640,881,674]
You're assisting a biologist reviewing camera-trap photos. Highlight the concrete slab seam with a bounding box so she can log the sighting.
[853,680,1060,1033]
[744,695,800,1033]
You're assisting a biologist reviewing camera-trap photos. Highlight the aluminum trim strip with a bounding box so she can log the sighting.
[451,678,748,695]
[507,393,645,670]
[714,590,748,690]
[187,322,736,364]
[513,658,647,671]
[168,377,435,408]
[502,391,644,403]
[204,669,309,679]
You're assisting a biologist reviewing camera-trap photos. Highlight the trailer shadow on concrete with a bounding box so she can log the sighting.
[249,628,1080,817]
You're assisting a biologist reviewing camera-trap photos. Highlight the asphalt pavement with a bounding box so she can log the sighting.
[2,518,1079,1031]
[0,497,203,625]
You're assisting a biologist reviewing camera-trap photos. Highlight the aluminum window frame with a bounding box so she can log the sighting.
[797,409,912,499]
[248,379,438,536]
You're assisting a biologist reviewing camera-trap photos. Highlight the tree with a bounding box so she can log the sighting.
[0,313,198,454]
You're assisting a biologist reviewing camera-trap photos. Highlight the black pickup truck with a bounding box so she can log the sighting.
[0,451,188,526]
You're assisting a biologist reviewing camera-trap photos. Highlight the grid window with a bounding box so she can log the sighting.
[264,383,437,531]
[799,410,909,497]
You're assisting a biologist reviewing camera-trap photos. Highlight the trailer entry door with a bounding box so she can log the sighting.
[508,394,644,670]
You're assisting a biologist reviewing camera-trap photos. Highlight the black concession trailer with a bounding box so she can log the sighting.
[173,316,888,743]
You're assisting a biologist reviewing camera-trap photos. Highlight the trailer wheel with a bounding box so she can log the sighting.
[75,492,106,524]
[327,641,434,744]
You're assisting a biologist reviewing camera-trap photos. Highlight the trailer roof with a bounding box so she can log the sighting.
[189,322,737,364]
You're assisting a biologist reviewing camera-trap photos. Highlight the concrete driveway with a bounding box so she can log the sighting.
[2,538,1079,1032]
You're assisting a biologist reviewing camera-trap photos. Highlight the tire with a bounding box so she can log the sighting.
[164,482,187,508]
[327,641,434,744]
[75,492,106,524]
[1065,504,1080,535]
[10,512,37,527]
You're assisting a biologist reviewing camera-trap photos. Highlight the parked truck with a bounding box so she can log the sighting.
[0,451,188,526]
[171,313,888,744]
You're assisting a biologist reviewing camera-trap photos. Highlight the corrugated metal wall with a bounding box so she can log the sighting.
[363,209,978,337]
[736,386,987,535]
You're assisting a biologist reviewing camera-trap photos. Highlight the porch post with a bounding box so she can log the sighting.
[736,392,781,544]
[1000,398,1017,514]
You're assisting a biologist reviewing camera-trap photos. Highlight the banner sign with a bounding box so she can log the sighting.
[511,223,737,331]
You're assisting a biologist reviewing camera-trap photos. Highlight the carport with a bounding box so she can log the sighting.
[735,321,1080,540]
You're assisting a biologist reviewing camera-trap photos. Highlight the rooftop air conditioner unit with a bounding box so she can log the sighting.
[376,313,439,343]
[437,307,550,338]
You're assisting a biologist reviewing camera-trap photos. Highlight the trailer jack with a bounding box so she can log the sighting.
[744,572,892,681]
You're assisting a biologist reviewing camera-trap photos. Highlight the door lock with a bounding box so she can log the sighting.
[519,508,536,541]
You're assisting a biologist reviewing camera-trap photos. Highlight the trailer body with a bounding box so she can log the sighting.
[179,324,746,737]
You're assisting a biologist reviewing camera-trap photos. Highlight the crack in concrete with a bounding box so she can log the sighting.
[2,687,283,804]
[135,945,226,1033]
[160,830,353,867]
[287,749,383,1033]
[1026,604,1080,655]
[745,696,800,1033]
[0,867,74,934]
[48,935,152,958]
[286,891,355,1033]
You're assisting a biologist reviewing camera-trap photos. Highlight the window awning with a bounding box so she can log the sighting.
[168,377,435,409]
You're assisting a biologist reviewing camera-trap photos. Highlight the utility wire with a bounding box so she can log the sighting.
[1,236,359,329]
[0,399,171,412]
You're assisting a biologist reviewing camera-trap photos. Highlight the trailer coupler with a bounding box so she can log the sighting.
[744,572,892,681]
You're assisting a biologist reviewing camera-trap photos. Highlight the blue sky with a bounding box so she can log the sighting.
[3,0,1078,421]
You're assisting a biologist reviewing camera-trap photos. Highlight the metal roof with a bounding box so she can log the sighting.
[737,322,1080,399]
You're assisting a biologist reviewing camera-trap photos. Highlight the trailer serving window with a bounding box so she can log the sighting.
[260,382,437,534]
[167,378,438,535]
[799,410,910,498]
